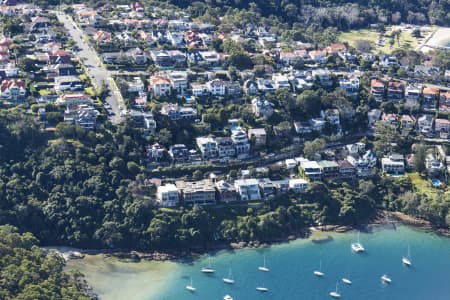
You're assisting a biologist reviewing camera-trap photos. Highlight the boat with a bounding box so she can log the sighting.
[342,278,352,285]
[258,255,269,272]
[256,286,269,292]
[201,256,216,273]
[224,295,233,300]
[351,231,365,253]
[402,245,412,267]
[381,274,392,284]
[186,277,196,292]
[314,260,324,277]
[223,268,235,284]
[329,283,341,298]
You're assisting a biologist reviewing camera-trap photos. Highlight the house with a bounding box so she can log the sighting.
[299,160,322,182]
[272,74,291,90]
[76,9,99,26]
[309,118,326,131]
[160,103,197,120]
[130,110,156,134]
[285,159,298,170]
[127,77,145,93]
[64,104,99,129]
[54,76,83,92]
[150,51,173,67]
[156,183,180,207]
[102,52,120,64]
[42,63,76,79]
[381,113,398,129]
[215,180,238,203]
[417,114,434,135]
[381,55,398,68]
[225,82,242,97]
[294,122,312,135]
[149,75,171,97]
[400,115,416,131]
[322,109,340,127]
[93,31,112,44]
[0,79,26,102]
[423,87,439,111]
[215,137,236,159]
[309,49,327,64]
[169,144,190,162]
[131,1,144,12]
[371,78,385,102]
[206,79,226,96]
[196,137,218,159]
[200,51,220,65]
[258,178,275,199]
[279,50,308,66]
[326,43,347,54]
[338,160,356,178]
[289,178,308,193]
[231,129,250,158]
[368,109,382,127]
[339,77,360,98]
[434,119,450,138]
[312,69,333,87]
[169,71,188,95]
[414,65,440,78]
[243,79,258,95]
[57,93,92,107]
[234,179,262,201]
[439,91,450,112]
[190,83,207,97]
[405,84,422,110]
[47,50,71,64]
[256,79,275,93]
[252,97,273,119]
[381,154,405,175]
[347,155,372,177]
[29,16,51,32]
[247,128,266,148]
[127,47,147,65]
[318,160,339,178]
[425,154,444,177]
[176,180,216,205]
[387,81,404,101]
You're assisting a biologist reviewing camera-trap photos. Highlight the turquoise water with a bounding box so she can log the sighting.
[68,225,450,300]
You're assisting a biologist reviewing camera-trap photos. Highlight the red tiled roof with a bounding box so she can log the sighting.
[0,79,25,92]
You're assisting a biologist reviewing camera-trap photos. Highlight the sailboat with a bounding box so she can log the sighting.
[224,295,233,300]
[201,256,216,273]
[381,274,392,284]
[351,231,365,253]
[342,278,352,285]
[258,255,269,272]
[402,245,412,267]
[185,277,196,292]
[223,268,235,284]
[329,282,341,298]
[314,260,324,277]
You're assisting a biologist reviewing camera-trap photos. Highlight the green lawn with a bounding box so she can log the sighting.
[338,27,418,54]
[408,172,448,198]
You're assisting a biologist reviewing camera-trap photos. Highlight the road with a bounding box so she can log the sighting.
[55,12,124,124]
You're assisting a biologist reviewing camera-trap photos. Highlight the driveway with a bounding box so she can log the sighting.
[55,12,124,124]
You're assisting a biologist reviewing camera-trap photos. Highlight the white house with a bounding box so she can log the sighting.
[234,179,262,201]
[206,79,226,96]
[196,137,218,159]
[156,184,180,207]
[289,178,308,193]
[149,75,171,97]
[272,74,291,90]
[252,97,273,118]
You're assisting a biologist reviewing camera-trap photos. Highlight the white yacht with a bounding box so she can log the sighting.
[351,231,365,253]
[342,278,352,285]
[256,286,269,292]
[201,256,216,273]
[314,260,324,277]
[258,255,269,272]
[402,245,412,267]
[224,295,233,300]
[186,277,196,292]
[223,268,235,284]
[329,283,341,298]
[381,274,392,284]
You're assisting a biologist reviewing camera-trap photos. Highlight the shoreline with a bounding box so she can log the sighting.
[53,211,450,265]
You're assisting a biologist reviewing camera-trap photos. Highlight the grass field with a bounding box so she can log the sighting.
[338,26,419,54]
[408,172,448,198]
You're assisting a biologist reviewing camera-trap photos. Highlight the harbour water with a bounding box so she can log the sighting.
[66,225,450,300]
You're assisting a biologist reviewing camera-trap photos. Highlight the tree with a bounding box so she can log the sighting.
[228,52,253,70]
[414,143,427,173]
[192,170,203,181]
[303,138,326,160]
